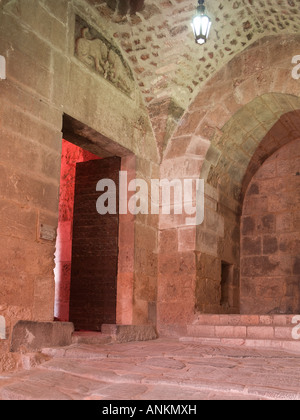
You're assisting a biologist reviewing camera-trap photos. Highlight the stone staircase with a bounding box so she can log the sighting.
[180,315,300,353]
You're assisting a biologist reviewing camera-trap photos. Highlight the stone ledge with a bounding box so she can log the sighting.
[101,324,157,343]
[10,321,74,353]
[187,322,298,341]
[192,314,298,326]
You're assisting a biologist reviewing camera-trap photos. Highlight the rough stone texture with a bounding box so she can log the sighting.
[1,339,300,400]
[101,324,157,343]
[241,139,300,315]
[10,322,74,353]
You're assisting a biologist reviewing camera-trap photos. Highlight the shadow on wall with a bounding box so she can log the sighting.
[194,105,300,317]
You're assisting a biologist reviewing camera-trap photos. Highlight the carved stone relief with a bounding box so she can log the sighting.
[75,16,135,97]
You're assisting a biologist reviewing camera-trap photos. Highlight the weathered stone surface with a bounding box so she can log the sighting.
[10,322,74,353]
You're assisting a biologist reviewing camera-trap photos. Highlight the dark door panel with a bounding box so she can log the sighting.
[69,157,120,331]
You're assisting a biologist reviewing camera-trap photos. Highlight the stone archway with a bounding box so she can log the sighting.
[158,94,300,335]
[157,34,300,335]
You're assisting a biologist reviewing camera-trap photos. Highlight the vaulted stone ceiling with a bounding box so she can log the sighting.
[87,0,300,154]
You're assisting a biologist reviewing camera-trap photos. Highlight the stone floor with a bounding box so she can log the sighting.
[1,339,300,400]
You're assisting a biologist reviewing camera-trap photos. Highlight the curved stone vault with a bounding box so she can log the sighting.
[86,0,300,152]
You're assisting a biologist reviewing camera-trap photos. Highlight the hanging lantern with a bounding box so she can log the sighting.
[191,0,212,45]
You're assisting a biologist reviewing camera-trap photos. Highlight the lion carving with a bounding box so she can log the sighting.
[107,49,134,95]
[76,28,109,77]
[76,27,134,96]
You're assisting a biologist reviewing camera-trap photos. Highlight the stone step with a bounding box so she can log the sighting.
[187,324,297,341]
[192,314,298,327]
[101,324,157,343]
[181,314,300,353]
[180,336,300,354]
[72,332,112,345]
[71,325,158,345]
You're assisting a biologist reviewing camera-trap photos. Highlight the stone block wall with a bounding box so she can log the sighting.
[0,0,158,371]
[132,156,159,325]
[241,139,300,314]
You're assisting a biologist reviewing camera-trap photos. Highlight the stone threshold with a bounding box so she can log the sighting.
[10,321,157,354]
[72,331,112,345]
[72,325,158,345]
[101,324,157,343]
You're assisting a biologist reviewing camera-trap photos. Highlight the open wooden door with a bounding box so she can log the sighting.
[69,157,120,331]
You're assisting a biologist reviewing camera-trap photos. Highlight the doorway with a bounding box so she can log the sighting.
[54,114,136,329]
